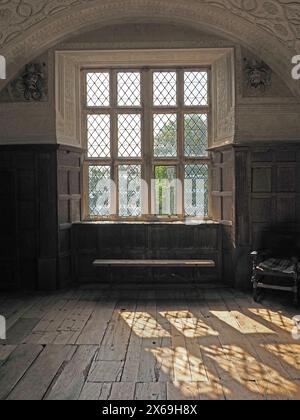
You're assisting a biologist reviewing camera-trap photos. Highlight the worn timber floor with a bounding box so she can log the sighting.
[0,282,300,400]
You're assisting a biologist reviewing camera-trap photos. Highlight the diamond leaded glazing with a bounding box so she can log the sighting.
[85,67,210,219]
[87,114,111,158]
[118,72,141,107]
[118,114,142,158]
[89,166,111,216]
[153,114,177,157]
[87,72,110,107]
[154,166,177,216]
[119,165,142,217]
[153,72,177,106]
[184,72,208,106]
[185,164,209,217]
[184,114,208,157]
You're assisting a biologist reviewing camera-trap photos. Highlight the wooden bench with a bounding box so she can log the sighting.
[93,259,216,284]
[93,259,215,268]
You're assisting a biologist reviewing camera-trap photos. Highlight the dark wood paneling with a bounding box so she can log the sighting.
[57,147,82,288]
[210,146,234,285]
[0,160,17,289]
[211,143,300,290]
[73,223,222,284]
[211,147,234,224]
[235,143,300,289]
[0,145,59,290]
[250,144,300,252]
[235,148,251,246]
[0,144,83,291]
[252,167,272,193]
[1,142,298,292]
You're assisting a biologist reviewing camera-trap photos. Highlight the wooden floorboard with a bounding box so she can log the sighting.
[6,345,76,400]
[0,284,300,400]
[45,345,98,400]
[0,344,43,400]
[0,344,16,367]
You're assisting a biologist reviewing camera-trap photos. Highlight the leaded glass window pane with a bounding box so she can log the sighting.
[89,166,111,216]
[119,165,142,217]
[118,114,142,158]
[118,72,141,107]
[87,72,110,107]
[87,114,111,158]
[153,114,177,157]
[184,72,208,106]
[154,166,177,216]
[153,72,177,106]
[185,164,209,217]
[184,114,208,157]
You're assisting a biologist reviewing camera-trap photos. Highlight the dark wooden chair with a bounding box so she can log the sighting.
[251,232,300,305]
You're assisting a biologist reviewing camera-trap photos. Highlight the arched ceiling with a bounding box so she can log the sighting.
[0,0,299,95]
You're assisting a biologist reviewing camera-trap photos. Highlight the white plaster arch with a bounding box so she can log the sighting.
[0,0,298,95]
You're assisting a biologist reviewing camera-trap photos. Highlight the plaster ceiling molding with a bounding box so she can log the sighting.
[205,0,300,51]
[0,0,299,96]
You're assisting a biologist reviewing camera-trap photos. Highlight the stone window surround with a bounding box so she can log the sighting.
[55,48,235,222]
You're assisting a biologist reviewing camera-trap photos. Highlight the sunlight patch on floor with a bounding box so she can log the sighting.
[210,310,275,334]
[149,346,208,382]
[248,308,294,333]
[160,311,219,338]
[169,379,226,400]
[202,344,300,398]
[263,344,300,371]
[167,381,200,400]
[118,305,300,399]
[120,311,171,338]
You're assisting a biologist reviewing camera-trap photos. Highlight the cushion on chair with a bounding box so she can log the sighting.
[257,258,298,275]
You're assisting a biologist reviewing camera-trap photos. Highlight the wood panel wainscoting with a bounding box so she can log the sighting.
[0,142,299,291]
[210,145,235,285]
[237,142,300,290]
[57,147,82,288]
[73,223,222,286]
[0,144,82,291]
[210,142,300,290]
[0,145,58,291]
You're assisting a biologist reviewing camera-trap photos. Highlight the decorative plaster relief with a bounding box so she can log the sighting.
[241,49,294,98]
[0,1,299,99]
[244,58,272,93]
[204,0,300,50]
[0,0,299,50]
[0,61,48,102]
[0,0,89,46]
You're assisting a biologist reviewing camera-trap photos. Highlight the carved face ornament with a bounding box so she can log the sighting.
[23,64,44,101]
[244,59,272,91]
